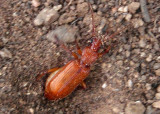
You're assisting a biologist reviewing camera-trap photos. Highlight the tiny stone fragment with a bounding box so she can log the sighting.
[145,83,151,90]
[139,38,146,48]
[153,63,160,70]
[152,101,160,109]
[53,5,62,11]
[102,83,107,89]
[29,108,34,114]
[132,19,144,28]
[32,0,40,7]
[146,54,152,62]
[125,13,132,21]
[34,7,59,26]
[59,11,76,25]
[125,101,145,114]
[155,69,160,76]
[118,6,128,13]
[46,25,77,43]
[77,2,89,16]
[127,80,133,88]
[0,48,12,58]
[155,93,160,99]
[128,2,140,14]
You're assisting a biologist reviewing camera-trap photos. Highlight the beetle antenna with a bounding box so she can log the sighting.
[88,1,97,38]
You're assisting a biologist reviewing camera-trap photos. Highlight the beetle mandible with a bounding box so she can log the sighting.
[37,2,121,100]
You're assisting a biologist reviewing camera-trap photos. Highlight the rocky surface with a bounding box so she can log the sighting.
[0,0,160,114]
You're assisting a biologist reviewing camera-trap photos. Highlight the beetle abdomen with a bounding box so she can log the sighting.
[45,60,90,100]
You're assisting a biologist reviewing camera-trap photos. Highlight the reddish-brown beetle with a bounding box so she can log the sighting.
[37,2,121,100]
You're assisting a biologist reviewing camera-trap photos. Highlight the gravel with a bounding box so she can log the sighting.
[128,2,140,14]
[59,11,76,25]
[152,101,160,109]
[0,0,160,113]
[34,6,61,26]
[46,25,78,43]
[155,69,160,76]
[132,19,144,28]
[0,48,12,58]
[125,101,145,114]
[155,93,160,99]
[139,38,147,48]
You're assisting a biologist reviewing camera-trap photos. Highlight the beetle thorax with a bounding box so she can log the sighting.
[81,47,98,66]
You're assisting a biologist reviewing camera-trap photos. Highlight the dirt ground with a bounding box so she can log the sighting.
[0,0,160,114]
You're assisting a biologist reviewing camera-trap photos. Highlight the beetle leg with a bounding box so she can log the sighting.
[75,39,82,55]
[55,35,79,59]
[98,45,111,58]
[36,68,59,81]
[71,52,79,59]
[80,81,87,89]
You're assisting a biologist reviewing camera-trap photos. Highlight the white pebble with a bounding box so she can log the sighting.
[102,83,107,89]
[123,6,128,12]
[29,108,34,114]
[32,0,40,7]
[146,54,152,62]
[53,5,62,11]
[118,6,128,13]
[127,80,133,88]
[125,13,132,21]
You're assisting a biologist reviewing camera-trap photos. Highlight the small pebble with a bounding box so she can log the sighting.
[139,39,146,48]
[118,6,128,13]
[53,5,62,11]
[32,0,40,7]
[126,51,130,57]
[29,108,34,114]
[152,101,160,109]
[127,80,133,88]
[0,48,12,58]
[153,63,160,70]
[155,93,160,99]
[145,83,151,90]
[146,54,152,62]
[102,83,107,89]
[77,2,89,16]
[112,107,120,113]
[140,52,146,57]
[59,11,76,25]
[132,19,144,28]
[125,101,145,114]
[34,7,59,26]
[46,25,77,43]
[155,69,160,76]
[125,13,132,21]
[128,2,140,14]
[116,60,123,66]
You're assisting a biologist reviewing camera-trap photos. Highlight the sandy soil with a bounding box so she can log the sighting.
[0,0,160,114]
